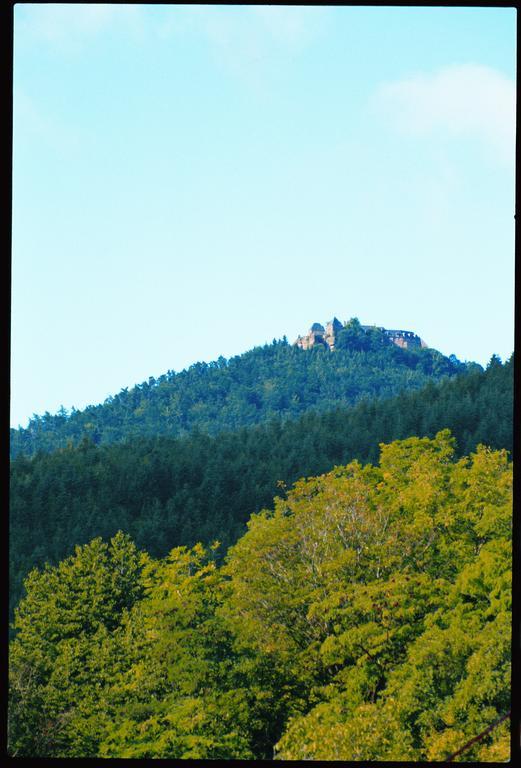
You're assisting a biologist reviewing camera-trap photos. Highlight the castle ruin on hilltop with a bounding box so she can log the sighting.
[294,317,428,351]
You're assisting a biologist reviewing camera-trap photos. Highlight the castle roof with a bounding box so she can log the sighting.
[310,322,325,332]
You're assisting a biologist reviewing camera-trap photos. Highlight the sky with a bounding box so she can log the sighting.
[11,4,516,428]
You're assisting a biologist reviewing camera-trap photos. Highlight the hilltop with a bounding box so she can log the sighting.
[294,316,427,351]
[10,317,477,458]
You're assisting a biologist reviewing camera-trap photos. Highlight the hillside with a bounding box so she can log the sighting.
[9,432,511,759]
[10,319,475,457]
[10,354,512,616]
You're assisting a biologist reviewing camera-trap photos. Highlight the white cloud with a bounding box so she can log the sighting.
[250,6,325,49]
[155,5,327,74]
[15,4,144,48]
[162,5,326,49]
[15,5,327,84]
[374,64,516,167]
[147,6,328,92]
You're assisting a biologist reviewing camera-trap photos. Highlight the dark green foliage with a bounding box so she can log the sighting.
[10,337,472,458]
[9,356,512,619]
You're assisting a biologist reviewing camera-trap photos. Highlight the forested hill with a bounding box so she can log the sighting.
[10,354,512,616]
[11,321,476,457]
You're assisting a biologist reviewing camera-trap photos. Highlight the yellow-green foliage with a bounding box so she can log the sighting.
[9,431,512,760]
[225,431,512,761]
[8,532,146,757]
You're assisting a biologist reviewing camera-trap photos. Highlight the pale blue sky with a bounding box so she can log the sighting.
[11,5,516,428]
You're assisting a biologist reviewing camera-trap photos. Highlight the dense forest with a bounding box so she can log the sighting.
[8,322,513,759]
[10,320,475,458]
[9,432,512,760]
[10,354,512,618]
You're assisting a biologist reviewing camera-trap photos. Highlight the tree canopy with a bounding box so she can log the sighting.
[9,354,512,618]
[9,432,512,760]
